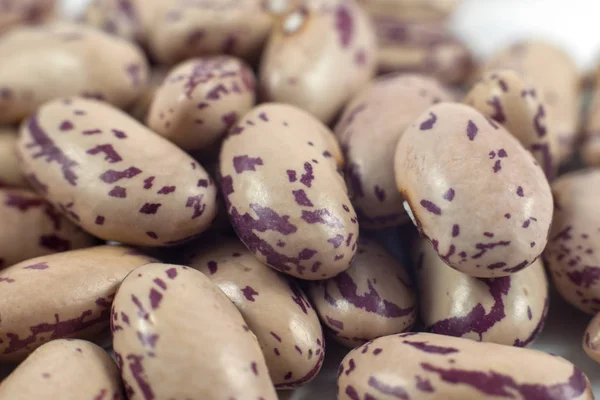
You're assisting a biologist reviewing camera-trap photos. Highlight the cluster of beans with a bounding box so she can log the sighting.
[0,0,597,399]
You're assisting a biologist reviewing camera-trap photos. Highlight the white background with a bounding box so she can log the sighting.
[58,0,600,398]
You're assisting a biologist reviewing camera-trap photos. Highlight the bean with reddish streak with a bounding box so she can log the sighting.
[415,237,549,347]
[0,128,28,188]
[0,22,148,124]
[17,97,218,247]
[189,238,324,389]
[111,263,277,400]
[260,0,377,124]
[147,56,256,151]
[0,339,123,400]
[394,102,553,278]
[337,332,593,400]
[0,246,154,362]
[335,73,453,229]
[219,103,357,280]
[307,238,416,347]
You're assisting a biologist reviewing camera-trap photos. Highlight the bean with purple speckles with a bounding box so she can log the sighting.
[147,56,256,151]
[415,237,549,347]
[111,263,277,400]
[338,332,593,400]
[259,0,377,124]
[0,246,154,362]
[335,74,453,229]
[394,102,553,278]
[17,97,218,247]
[0,22,149,124]
[0,339,123,399]
[307,237,416,347]
[544,169,600,315]
[220,103,357,280]
[188,238,324,389]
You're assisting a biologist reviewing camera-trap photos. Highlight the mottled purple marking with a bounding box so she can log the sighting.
[86,144,123,163]
[112,129,127,139]
[420,200,441,215]
[233,155,264,173]
[419,112,437,130]
[368,376,409,399]
[143,177,154,189]
[139,203,161,214]
[374,186,386,202]
[326,316,344,330]
[493,159,502,173]
[472,240,511,259]
[345,386,360,400]
[416,376,435,392]
[293,189,314,207]
[82,129,102,136]
[95,216,105,225]
[100,167,142,183]
[186,195,206,219]
[335,5,354,48]
[242,286,259,301]
[197,179,208,187]
[443,189,455,201]
[567,267,600,289]
[517,186,524,197]
[287,170,297,182]
[452,224,460,237]
[487,97,507,123]
[466,120,478,141]
[300,162,314,188]
[126,355,154,400]
[403,340,459,354]
[505,213,511,219]
[206,84,229,100]
[23,262,49,270]
[59,120,73,131]
[222,111,238,128]
[328,234,344,249]
[301,209,343,228]
[108,186,127,198]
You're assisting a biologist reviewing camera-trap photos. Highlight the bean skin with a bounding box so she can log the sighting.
[220,103,358,280]
[415,236,549,347]
[337,332,593,400]
[111,263,277,400]
[307,237,416,347]
[394,102,553,278]
[0,245,154,362]
[188,238,325,389]
[0,22,149,124]
[544,169,600,314]
[335,73,453,229]
[17,97,218,247]
[0,339,124,400]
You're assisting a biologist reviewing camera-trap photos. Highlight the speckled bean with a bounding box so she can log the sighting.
[583,313,600,364]
[147,56,256,151]
[0,339,123,400]
[481,40,580,163]
[0,22,148,124]
[219,103,358,280]
[335,74,453,228]
[307,237,416,347]
[415,236,549,347]
[394,102,553,277]
[188,238,324,389]
[148,0,272,65]
[337,332,593,400]
[0,188,97,269]
[0,245,153,362]
[0,128,27,188]
[465,69,559,180]
[544,169,600,314]
[259,0,377,124]
[0,0,56,35]
[17,97,218,247]
[111,263,277,400]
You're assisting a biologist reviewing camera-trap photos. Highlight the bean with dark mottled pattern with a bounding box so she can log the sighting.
[0,245,153,362]
[17,97,218,247]
[338,332,593,400]
[220,103,358,280]
[260,0,377,124]
[0,339,123,400]
[0,22,148,124]
[307,238,416,347]
[394,102,553,278]
[335,73,453,229]
[415,236,549,347]
[188,238,324,389]
[111,263,277,400]
[147,56,256,151]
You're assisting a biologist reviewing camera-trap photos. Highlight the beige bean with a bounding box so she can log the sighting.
[0,128,27,188]
[111,263,277,400]
[307,238,416,347]
[465,69,559,180]
[0,339,123,400]
[259,0,377,124]
[17,97,218,247]
[415,236,549,347]
[584,313,600,364]
[0,0,56,35]
[148,1,272,65]
[394,102,553,278]
[219,103,357,280]
[544,169,600,315]
[481,40,580,163]
[147,56,256,151]
[335,74,453,228]
[188,238,324,389]
[0,188,97,269]
[0,245,153,362]
[338,332,593,400]
[0,22,148,124]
